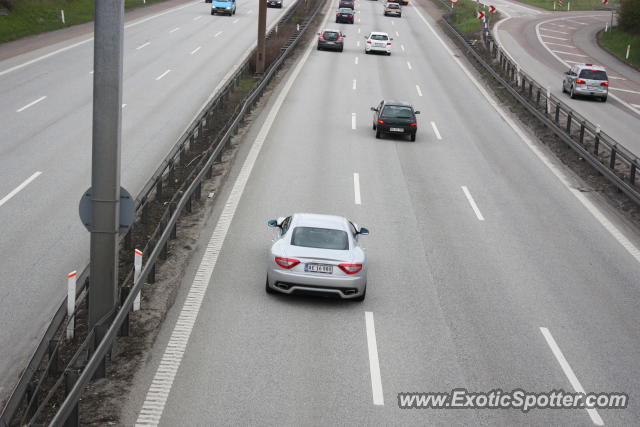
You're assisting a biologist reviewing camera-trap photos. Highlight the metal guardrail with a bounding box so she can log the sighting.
[432,0,640,205]
[0,0,323,425]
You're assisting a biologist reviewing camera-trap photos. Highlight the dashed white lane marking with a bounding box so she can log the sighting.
[0,172,42,208]
[136,41,151,50]
[155,69,171,81]
[551,50,588,57]
[214,31,222,37]
[540,34,568,41]
[430,121,442,140]
[135,5,324,422]
[190,46,201,55]
[89,70,94,74]
[391,20,395,26]
[395,31,399,37]
[193,15,202,20]
[540,328,604,426]
[407,61,412,70]
[461,186,484,221]
[401,44,405,51]
[365,312,384,406]
[413,5,640,264]
[416,85,423,97]
[122,103,127,108]
[16,96,46,112]
[540,28,568,34]
[353,173,361,205]
[357,40,361,47]
[169,27,180,33]
[353,79,357,90]
[352,112,357,129]
[544,41,577,49]
[358,18,361,23]
[233,18,239,24]
[355,56,359,65]
[358,28,361,34]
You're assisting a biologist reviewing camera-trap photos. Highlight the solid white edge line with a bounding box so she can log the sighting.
[16,96,47,113]
[534,15,640,116]
[412,4,640,264]
[0,0,201,77]
[365,312,384,405]
[136,2,333,424]
[0,172,43,208]
[353,173,361,205]
[461,186,485,221]
[430,121,442,140]
[539,328,604,426]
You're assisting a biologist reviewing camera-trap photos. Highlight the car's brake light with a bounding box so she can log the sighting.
[319,34,324,40]
[349,14,352,17]
[275,257,300,269]
[387,42,392,46]
[339,264,363,274]
[601,81,609,87]
[336,13,340,16]
[377,119,384,124]
[367,40,372,44]
[585,64,593,66]
[576,79,586,84]
[410,122,417,127]
[338,36,343,41]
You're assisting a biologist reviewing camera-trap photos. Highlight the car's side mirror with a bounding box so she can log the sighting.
[370,107,378,112]
[364,36,367,39]
[317,32,321,35]
[267,219,278,228]
[390,38,394,41]
[358,227,370,236]
[564,71,570,75]
[414,110,421,114]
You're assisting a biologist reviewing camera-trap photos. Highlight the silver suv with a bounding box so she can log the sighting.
[562,64,609,102]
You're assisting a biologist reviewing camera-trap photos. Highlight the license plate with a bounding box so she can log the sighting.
[588,86,600,90]
[305,263,333,274]
[390,127,404,132]
[375,43,385,47]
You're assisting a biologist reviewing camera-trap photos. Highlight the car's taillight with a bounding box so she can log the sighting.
[275,257,300,269]
[319,35,324,40]
[349,14,352,17]
[336,13,340,16]
[601,81,609,87]
[576,79,586,84]
[367,40,372,44]
[410,122,417,127]
[338,36,343,41]
[377,119,384,124]
[339,264,363,274]
[387,42,392,46]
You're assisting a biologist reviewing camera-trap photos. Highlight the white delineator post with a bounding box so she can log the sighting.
[61,10,65,24]
[546,87,551,115]
[66,271,77,340]
[133,249,143,312]
[626,45,631,60]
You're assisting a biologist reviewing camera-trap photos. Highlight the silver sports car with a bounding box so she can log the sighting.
[266,213,369,301]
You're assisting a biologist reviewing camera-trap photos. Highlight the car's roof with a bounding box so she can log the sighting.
[292,213,349,230]
[323,28,341,32]
[337,8,352,11]
[370,31,390,36]
[383,100,413,108]
[576,64,606,71]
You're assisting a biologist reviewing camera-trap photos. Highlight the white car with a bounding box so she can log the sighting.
[364,31,393,55]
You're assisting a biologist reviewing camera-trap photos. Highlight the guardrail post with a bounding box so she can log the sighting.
[155,178,163,201]
[119,286,130,337]
[536,88,541,106]
[610,147,617,170]
[48,339,60,378]
[195,182,202,201]
[149,262,156,284]
[124,226,133,250]
[566,111,573,134]
[579,123,585,144]
[186,194,192,214]
[528,81,533,99]
[555,103,560,123]
[160,232,168,260]
[92,321,109,380]
[594,125,601,156]
[64,369,80,427]
[630,162,637,185]
[141,200,150,224]
[169,203,177,239]
[169,161,175,183]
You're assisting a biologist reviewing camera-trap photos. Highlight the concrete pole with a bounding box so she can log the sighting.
[256,0,267,73]
[89,0,124,331]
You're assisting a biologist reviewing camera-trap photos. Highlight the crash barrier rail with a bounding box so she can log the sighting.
[433,0,640,205]
[0,0,323,425]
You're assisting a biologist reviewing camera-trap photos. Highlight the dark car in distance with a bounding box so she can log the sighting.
[336,8,355,23]
[317,29,345,52]
[267,0,283,8]
[371,100,420,141]
[339,0,355,9]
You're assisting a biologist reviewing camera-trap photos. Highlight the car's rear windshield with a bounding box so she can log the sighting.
[323,31,339,41]
[338,8,352,12]
[579,70,607,80]
[371,34,389,41]
[381,105,413,118]
[388,4,400,8]
[291,227,349,250]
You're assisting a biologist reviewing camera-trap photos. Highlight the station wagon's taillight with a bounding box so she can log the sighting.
[387,42,392,46]
[601,82,609,87]
[367,40,372,44]
[576,79,586,84]
[339,264,363,274]
[410,122,417,127]
[275,257,300,269]
[377,119,384,124]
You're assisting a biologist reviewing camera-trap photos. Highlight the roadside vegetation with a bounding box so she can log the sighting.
[598,0,640,68]
[510,0,620,11]
[0,0,168,44]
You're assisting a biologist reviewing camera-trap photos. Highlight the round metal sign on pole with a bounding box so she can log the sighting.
[79,186,135,234]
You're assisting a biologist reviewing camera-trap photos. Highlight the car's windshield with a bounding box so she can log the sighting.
[291,227,349,250]
[371,34,389,41]
[381,105,413,118]
[579,70,607,80]
[323,31,339,41]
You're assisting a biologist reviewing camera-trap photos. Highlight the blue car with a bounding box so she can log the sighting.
[211,0,236,15]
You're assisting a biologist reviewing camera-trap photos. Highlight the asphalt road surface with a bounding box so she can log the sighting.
[123,0,640,425]
[0,0,298,405]
[491,3,640,153]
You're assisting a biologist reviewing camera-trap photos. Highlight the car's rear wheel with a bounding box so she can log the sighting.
[339,47,343,52]
[266,277,275,294]
[376,129,381,139]
[570,86,576,99]
[211,10,214,15]
[387,52,391,56]
[410,133,416,142]
[353,286,366,302]
[601,96,607,102]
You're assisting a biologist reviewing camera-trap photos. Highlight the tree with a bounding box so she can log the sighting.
[619,0,640,34]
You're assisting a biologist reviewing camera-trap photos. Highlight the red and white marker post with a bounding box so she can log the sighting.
[66,271,77,340]
[133,249,143,312]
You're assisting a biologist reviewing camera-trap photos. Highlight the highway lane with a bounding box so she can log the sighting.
[0,0,298,405]
[125,0,640,425]
[492,6,640,153]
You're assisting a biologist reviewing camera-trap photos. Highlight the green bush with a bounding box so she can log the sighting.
[619,0,640,35]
